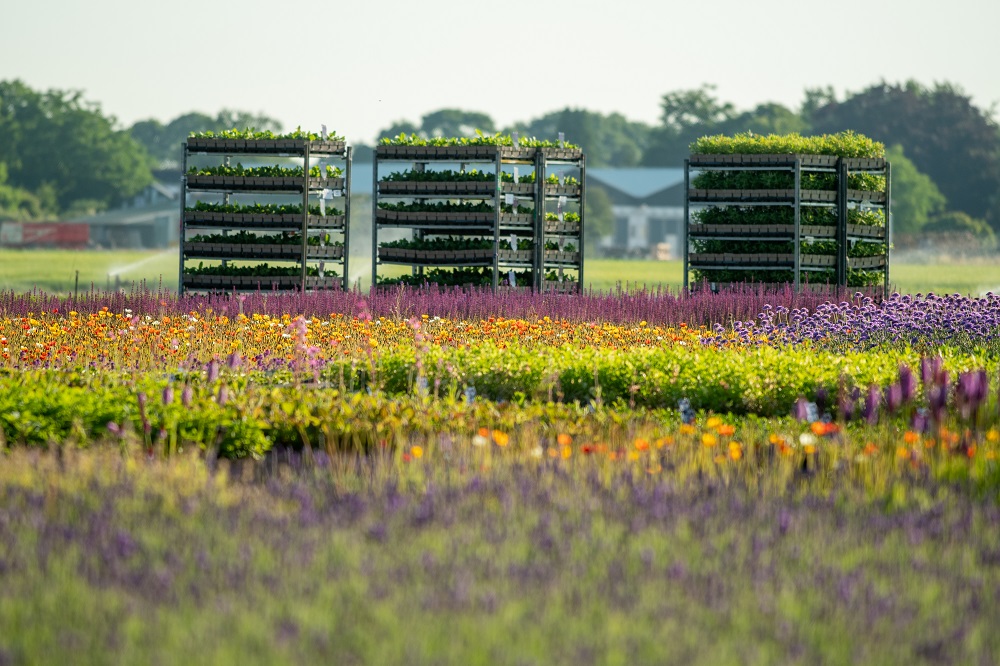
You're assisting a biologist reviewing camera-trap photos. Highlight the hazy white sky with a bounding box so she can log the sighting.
[2,0,998,143]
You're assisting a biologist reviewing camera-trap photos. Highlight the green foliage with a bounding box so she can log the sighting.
[809,80,1000,229]
[130,110,283,164]
[924,211,998,248]
[0,79,153,213]
[505,107,652,167]
[0,163,52,221]
[378,131,580,150]
[690,131,885,158]
[187,163,341,178]
[188,126,343,142]
[884,145,947,233]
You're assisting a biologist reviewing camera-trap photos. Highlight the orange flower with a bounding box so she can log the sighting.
[903,431,920,445]
[634,438,649,451]
[716,424,735,437]
[492,430,509,447]
[896,446,911,460]
[863,443,879,456]
[557,433,573,447]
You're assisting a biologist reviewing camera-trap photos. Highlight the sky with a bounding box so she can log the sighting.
[2,0,999,144]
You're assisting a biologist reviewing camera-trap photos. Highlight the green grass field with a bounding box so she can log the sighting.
[2,248,998,296]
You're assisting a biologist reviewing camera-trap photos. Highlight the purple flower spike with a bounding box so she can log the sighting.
[793,397,810,422]
[162,386,174,406]
[217,385,229,407]
[206,359,220,383]
[181,384,193,408]
[898,364,916,402]
[884,383,903,414]
[227,352,242,371]
[862,385,880,425]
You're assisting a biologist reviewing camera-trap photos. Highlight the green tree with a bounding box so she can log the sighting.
[420,109,495,138]
[584,184,614,252]
[923,210,997,248]
[0,163,49,220]
[0,79,152,212]
[642,85,738,165]
[130,110,282,166]
[507,108,652,167]
[809,80,1000,230]
[884,145,947,233]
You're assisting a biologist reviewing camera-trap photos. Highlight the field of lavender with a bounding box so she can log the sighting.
[2,284,1000,664]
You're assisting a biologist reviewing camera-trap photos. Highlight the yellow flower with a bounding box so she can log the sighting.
[411,445,424,459]
[561,445,572,459]
[728,441,743,460]
[706,416,723,429]
[492,430,509,447]
[701,433,717,448]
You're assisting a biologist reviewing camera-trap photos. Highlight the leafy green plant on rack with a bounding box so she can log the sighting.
[692,170,884,192]
[544,270,577,283]
[187,201,343,217]
[544,212,581,223]
[498,238,534,251]
[378,131,580,150]
[692,239,886,256]
[187,164,342,178]
[383,169,497,183]
[183,263,337,278]
[691,267,883,287]
[378,201,494,214]
[379,237,494,251]
[188,231,338,247]
[690,131,885,158]
[189,126,345,142]
[693,207,884,227]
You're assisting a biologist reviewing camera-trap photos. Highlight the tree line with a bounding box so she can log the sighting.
[1,78,997,242]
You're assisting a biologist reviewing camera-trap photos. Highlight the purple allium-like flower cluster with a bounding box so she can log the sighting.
[707,292,1000,352]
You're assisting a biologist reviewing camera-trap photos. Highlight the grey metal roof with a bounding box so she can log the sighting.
[587,168,685,199]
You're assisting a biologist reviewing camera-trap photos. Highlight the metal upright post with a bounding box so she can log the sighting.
[301,144,311,291]
[884,160,892,297]
[371,151,379,291]
[534,152,546,292]
[178,144,188,294]
[578,153,586,293]
[836,158,849,288]
[682,159,690,291]
[343,146,352,291]
[793,158,801,292]
[492,151,501,292]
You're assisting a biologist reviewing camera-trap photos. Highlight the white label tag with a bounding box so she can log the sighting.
[558,237,565,251]
[318,261,325,277]
[513,167,519,182]
[322,188,332,200]
[512,132,519,147]
[321,124,328,140]
[319,162,327,180]
[558,211,564,222]
[558,195,568,206]
[333,189,342,197]
[505,193,514,205]
[319,198,326,216]
[509,270,516,286]
[509,234,517,249]
[558,132,565,146]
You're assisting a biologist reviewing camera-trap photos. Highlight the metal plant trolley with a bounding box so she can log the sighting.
[179,136,352,293]
[683,154,890,294]
[372,143,585,292]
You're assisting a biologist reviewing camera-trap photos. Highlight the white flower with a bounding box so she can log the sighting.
[799,432,818,447]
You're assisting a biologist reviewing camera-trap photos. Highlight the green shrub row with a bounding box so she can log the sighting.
[690,131,885,158]
[2,345,992,456]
